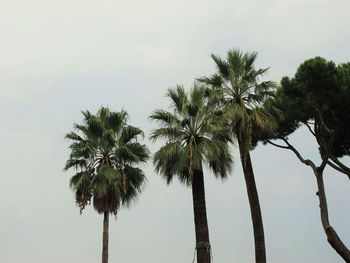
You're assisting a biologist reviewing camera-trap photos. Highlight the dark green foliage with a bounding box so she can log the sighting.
[261,57,350,157]
[64,107,149,214]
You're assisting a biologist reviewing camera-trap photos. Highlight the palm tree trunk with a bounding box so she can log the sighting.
[102,211,109,263]
[192,169,211,263]
[238,139,266,263]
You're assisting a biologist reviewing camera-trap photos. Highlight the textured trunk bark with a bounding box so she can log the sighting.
[192,169,211,263]
[102,211,109,263]
[238,139,266,263]
[315,171,350,262]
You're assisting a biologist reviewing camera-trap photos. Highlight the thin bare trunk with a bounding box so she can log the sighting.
[192,169,211,263]
[275,137,350,262]
[238,139,266,263]
[315,170,350,262]
[102,211,109,263]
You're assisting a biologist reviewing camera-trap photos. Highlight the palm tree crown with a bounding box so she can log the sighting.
[64,107,149,215]
[198,49,277,151]
[150,84,233,184]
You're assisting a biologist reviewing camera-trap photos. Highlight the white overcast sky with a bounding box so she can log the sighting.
[0,0,350,262]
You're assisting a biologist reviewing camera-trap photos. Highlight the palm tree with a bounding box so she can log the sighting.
[198,49,277,263]
[64,107,149,263]
[150,85,233,263]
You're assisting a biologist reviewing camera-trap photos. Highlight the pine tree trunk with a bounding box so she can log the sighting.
[315,170,350,262]
[102,211,109,263]
[192,169,211,263]
[238,140,266,263]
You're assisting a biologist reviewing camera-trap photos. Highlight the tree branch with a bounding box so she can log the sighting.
[316,111,335,172]
[280,137,317,171]
[330,156,350,173]
[305,122,316,137]
[327,160,350,180]
[266,140,290,149]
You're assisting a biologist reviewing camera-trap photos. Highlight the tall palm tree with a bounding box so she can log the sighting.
[198,49,277,263]
[150,85,233,263]
[64,107,149,263]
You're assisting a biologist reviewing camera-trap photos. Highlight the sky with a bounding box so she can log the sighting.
[0,0,350,262]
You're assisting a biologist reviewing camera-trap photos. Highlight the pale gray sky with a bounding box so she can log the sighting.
[0,0,350,262]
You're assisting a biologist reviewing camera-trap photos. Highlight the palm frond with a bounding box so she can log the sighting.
[166,85,188,114]
[115,143,149,164]
[150,127,185,142]
[105,110,127,132]
[149,110,180,127]
[211,54,230,79]
[65,131,84,142]
[64,158,88,171]
[227,49,244,76]
[243,51,258,72]
[120,125,143,143]
[121,165,146,207]
[197,74,223,88]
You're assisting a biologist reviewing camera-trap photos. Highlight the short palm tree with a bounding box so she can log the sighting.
[64,107,149,263]
[198,49,277,263]
[150,85,233,263]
